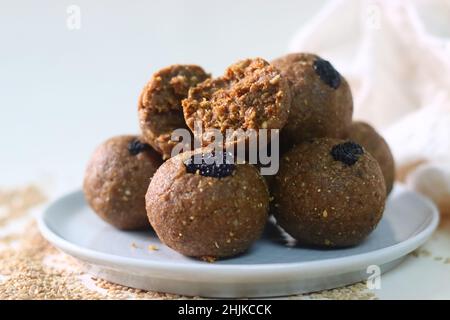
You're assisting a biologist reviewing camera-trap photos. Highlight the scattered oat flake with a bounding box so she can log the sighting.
[130,242,139,249]
[304,282,377,300]
[148,245,159,251]
[201,256,216,263]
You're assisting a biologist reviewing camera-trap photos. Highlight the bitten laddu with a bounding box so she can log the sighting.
[182,58,291,147]
[138,65,210,159]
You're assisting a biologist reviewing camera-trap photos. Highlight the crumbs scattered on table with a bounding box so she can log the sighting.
[411,249,450,266]
[130,242,140,249]
[201,256,216,263]
[411,248,431,258]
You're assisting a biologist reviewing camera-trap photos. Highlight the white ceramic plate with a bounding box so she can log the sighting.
[38,185,439,298]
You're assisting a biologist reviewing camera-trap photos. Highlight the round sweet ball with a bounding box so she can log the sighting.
[146,149,269,259]
[272,138,386,247]
[182,58,291,146]
[348,121,395,195]
[271,53,353,149]
[138,65,210,159]
[83,135,163,230]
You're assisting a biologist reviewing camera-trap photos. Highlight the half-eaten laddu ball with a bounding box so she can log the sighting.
[182,58,291,147]
[138,65,210,159]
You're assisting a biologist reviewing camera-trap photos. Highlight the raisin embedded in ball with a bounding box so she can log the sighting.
[184,151,235,178]
[331,141,364,166]
[128,139,151,156]
[313,58,341,89]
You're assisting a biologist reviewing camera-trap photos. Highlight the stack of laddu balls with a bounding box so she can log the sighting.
[83,53,395,260]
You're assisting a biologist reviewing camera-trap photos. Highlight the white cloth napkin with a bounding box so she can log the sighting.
[289,0,450,214]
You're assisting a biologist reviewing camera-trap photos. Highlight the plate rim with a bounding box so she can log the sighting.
[37,186,439,279]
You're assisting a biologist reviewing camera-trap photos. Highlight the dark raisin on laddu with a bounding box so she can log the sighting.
[331,141,364,166]
[128,139,151,156]
[313,58,341,89]
[184,151,235,178]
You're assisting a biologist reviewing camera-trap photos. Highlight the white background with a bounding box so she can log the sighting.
[0,0,326,191]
